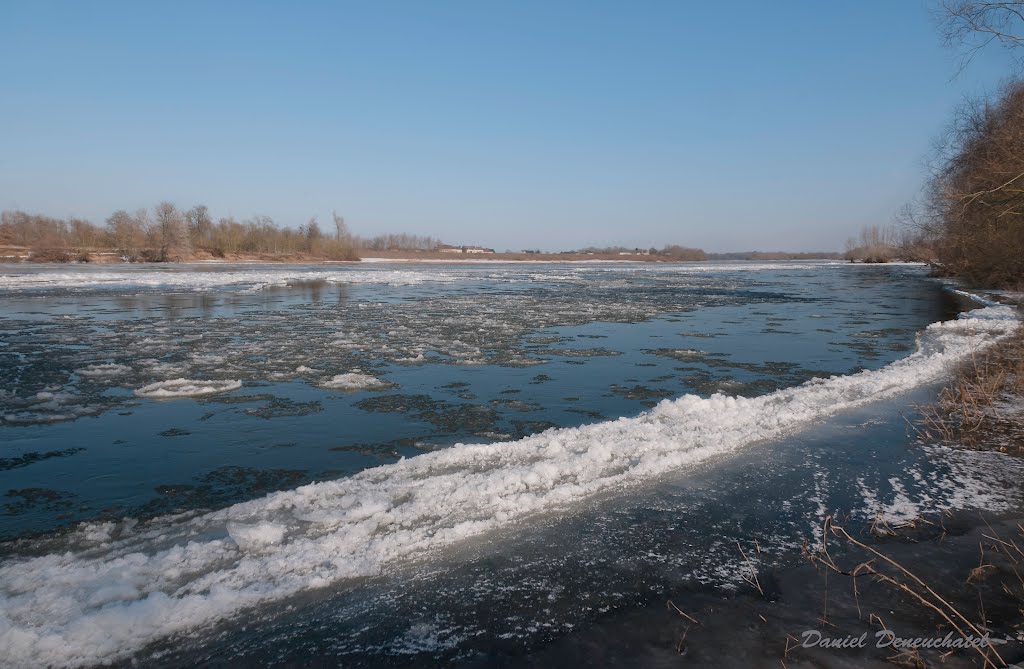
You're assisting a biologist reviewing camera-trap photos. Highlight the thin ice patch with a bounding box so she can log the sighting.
[76,363,132,379]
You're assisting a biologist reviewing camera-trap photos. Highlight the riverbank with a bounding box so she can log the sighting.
[917,321,1024,455]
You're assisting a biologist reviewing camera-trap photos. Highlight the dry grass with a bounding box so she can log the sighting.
[27,247,73,262]
[916,327,1024,453]
[804,516,1010,669]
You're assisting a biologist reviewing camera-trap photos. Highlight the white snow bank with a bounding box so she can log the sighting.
[0,304,1018,668]
[133,378,242,398]
[319,372,391,391]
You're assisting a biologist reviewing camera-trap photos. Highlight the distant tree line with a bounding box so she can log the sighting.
[358,232,442,251]
[576,245,707,260]
[707,251,843,261]
[659,245,707,260]
[0,204,452,262]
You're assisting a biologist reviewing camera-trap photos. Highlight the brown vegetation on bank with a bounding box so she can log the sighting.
[842,223,937,264]
[852,78,1024,282]
[877,4,1024,287]
[916,324,1024,454]
[844,225,902,263]
[918,80,1024,288]
[795,513,1021,669]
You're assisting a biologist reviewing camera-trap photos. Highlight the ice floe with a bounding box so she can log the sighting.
[75,363,131,379]
[133,378,242,398]
[319,372,392,391]
[0,391,102,424]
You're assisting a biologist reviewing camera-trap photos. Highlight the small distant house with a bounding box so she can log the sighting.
[436,244,495,254]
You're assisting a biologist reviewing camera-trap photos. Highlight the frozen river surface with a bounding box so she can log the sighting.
[0,261,1020,667]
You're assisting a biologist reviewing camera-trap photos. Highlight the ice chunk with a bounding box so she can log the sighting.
[227,522,286,551]
[319,372,392,391]
[76,363,131,379]
[133,378,242,398]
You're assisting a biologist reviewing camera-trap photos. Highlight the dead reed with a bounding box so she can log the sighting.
[915,327,1024,453]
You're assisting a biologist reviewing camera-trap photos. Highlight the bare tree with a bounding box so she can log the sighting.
[106,209,147,260]
[0,211,31,246]
[843,225,900,263]
[67,218,99,248]
[940,1,1024,67]
[922,80,1024,285]
[332,211,350,242]
[186,205,212,247]
[298,216,321,253]
[150,202,191,261]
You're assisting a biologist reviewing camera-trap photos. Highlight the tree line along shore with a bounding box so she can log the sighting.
[1,204,843,264]
[2,205,361,263]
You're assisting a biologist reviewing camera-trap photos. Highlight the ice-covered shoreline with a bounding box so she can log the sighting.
[0,267,461,291]
[0,300,1018,668]
[0,260,924,293]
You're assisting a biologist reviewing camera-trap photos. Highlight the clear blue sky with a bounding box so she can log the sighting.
[0,1,1013,252]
